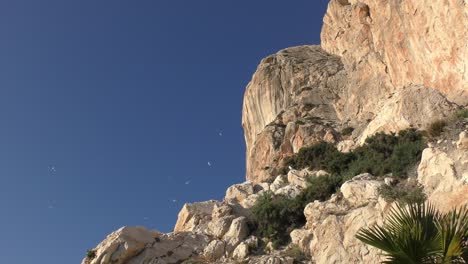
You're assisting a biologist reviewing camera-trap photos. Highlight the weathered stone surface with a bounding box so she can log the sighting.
[225,182,254,203]
[418,147,468,211]
[174,200,220,233]
[242,46,346,183]
[274,184,302,199]
[209,215,235,239]
[232,242,249,260]
[337,139,355,153]
[204,240,226,261]
[321,0,468,105]
[457,131,468,150]
[290,228,313,253]
[241,193,261,209]
[127,232,210,264]
[359,86,456,143]
[82,227,210,264]
[223,216,249,247]
[270,175,288,193]
[341,176,381,207]
[212,204,233,219]
[82,226,159,264]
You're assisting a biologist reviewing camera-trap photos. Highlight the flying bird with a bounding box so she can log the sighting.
[207,161,212,167]
[185,180,191,185]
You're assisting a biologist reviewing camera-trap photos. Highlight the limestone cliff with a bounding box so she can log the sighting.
[83,1,467,264]
[243,0,465,182]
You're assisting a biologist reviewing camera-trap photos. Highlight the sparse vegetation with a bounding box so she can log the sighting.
[341,127,354,136]
[86,249,96,260]
[254,129,427,246]
[285,128,425,180]
[455,108,468,119]
[427,119,447,137]
[252,174,344,246]
[378,181,427,205]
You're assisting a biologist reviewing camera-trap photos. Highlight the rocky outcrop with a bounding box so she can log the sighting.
[418,134,468,211]
[242,46,346,182]
[82,227,210,264]
[290,175,387,264]
[84,1,468,263]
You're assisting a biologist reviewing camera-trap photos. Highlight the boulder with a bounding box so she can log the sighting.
[208,215,235,238]
[83,226,159,264]
[225,182,255,203]
[232,242,249,260]
[457,131,468,150]
[270,175,288,192]
[174,200,220,233]
[340,176,381,207]
[203,240,225,261]
[274,184,302,199]
[223,216,249,251]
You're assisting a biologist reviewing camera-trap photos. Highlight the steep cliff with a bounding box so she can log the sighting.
[83,1,467,263]
[243,0,465,183]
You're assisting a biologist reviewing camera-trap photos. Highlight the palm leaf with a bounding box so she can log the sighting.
[435,205,468,263]
[356,203,440,263]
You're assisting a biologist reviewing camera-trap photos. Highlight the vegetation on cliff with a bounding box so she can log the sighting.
[252,129,426,246]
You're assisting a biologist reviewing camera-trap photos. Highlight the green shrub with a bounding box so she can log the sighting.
[251,192,305,246]
[252,175,342,246]
[86,249,96,260]
[427,120,447,137]
[259,129,425,246]
[284,129,425,180]
[455,108,468,119]
[378,182,426,205]
[341,127,354,136]
[296,175,343,205]
[284,142,353,175]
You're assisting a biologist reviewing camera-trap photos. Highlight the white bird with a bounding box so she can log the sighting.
[185,180,191,185]
[172,199,177,203]
[207,161,212,167]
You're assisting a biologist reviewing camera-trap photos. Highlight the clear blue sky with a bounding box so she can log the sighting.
[0,1,329,263]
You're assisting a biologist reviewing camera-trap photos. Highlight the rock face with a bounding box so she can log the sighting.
[84,1,468,264]
[321,0,467,106]
[242,0,465,183]
[242,46,346,182]
[418,144,468,211]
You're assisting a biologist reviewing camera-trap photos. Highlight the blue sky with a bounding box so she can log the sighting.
[0,1,329,263]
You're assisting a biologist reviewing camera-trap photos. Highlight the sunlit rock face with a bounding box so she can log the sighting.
[321,0,468,106]
[241,0,466,183]
[242,46,346,183]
